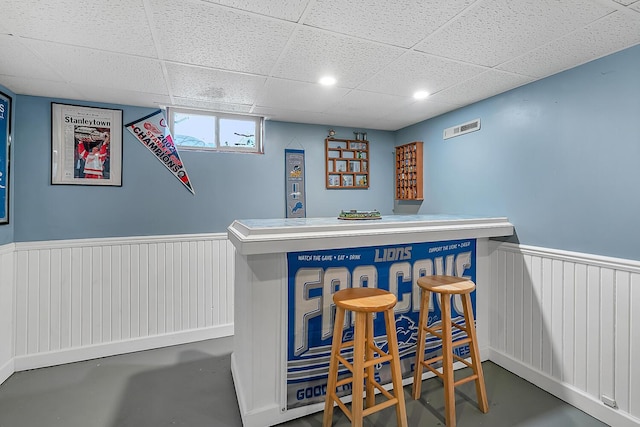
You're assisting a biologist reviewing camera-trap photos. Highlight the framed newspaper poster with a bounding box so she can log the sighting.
[0,90,11,223]
[51,103,122,186]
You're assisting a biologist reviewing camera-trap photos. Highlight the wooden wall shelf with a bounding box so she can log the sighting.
[325,138,369,189]
[395,141,423,200]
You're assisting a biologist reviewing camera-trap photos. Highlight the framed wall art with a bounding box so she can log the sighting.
[0,91,11,223]
[51,103,123,186]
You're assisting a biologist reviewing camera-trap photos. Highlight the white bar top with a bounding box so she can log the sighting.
[228,214,513,255]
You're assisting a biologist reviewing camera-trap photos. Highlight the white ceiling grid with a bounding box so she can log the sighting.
[0,0,639,130]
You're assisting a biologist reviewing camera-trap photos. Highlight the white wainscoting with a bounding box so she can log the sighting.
[11,233,235,371]
[489,242,640,427]
[0,244,15,385]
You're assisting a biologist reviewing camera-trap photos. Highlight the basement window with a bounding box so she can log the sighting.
[168,107,263,153]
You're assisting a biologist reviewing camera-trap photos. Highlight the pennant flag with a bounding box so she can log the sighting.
[125,110,194,194]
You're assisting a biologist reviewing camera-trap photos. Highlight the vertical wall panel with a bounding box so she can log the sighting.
[586,265,601,397]
[573,263,588,391]
[530,256,542,371]
[81,247,91,346]
[615,271,630,413]
[600,268,615,402]
[630,273,640,418]
[111,245,121,342]
[522,254,533,366]
[512,252,524,361]
[12,234,234,359]
[50,249,61,352]
[562,261,575,385]
[156,243,166,335]
[204,241,213,327]
[38,250,50,353]
[121,245,131,341]
[70,247,82,348]
[60,247,72,350]
[490,243,639,425]
[102,246,112,343]
[0,247,15,375]
[27,250,39,354]
[541,258,553,376]
[226,242,235,324]
[505,251,515,356]
[91,246,102,344]
[494,250,507,351]
[138,244,149,338]
[550,259,563,379]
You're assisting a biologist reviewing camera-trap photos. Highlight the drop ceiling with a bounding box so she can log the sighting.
[1,0,639,131]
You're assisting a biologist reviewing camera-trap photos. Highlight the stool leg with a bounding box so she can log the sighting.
[323,306,345,427]
[441,294,456,427]
[351,311,366,427]
[365,313,375,410]
[384,308,408,427]
[461,292,489,413]
[412,288,430,399]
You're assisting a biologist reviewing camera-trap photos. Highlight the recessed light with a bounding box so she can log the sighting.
[413,90,430,100]
[319,76,337,86]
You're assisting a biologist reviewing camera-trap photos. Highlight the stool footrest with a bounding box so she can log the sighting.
[329,379,401,420]
[363,397,399,417]
[454,374,479,387]
[336,341,393,374]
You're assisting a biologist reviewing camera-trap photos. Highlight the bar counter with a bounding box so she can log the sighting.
[228,214,513,427]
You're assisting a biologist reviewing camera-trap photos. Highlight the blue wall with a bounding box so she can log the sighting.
[6,45,640,259]
[12,97,395,241]
[396,44,640,260]
[0,85,14,245]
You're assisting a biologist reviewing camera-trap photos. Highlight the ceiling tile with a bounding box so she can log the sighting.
[0,75,84,100]
[255,78,349,112]
[428,69,533,106]
[327,90,413,119]
[271,26,405,87]
[498,11,640,78]
[0,35,62,81]
[415,0,615,67]
[148,0,294,74]
[172,98,253,114]
[23,40,168,95]
[385,100,461,130]
[165,63,266,105]
[0,0,157,56]
[358,51,487,97]
[202,0,312,21]
[303,0,474,48]
[73,85,171,109]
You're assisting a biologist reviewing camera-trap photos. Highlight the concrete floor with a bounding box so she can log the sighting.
[0,337,608,427]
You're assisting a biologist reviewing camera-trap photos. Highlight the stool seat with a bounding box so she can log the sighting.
[323,287,408,427]
[412,275,488,427]
[333,287,397,312]
[417,275,475,294]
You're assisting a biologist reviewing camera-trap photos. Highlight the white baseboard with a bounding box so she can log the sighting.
[13,323,233,372]
[489,349,640,427]
[0,358,14,386]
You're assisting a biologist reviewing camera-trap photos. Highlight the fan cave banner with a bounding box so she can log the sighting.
[286,238,477,409]
[125,110,194,194]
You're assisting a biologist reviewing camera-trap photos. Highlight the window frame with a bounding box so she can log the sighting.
[167,107,264,154]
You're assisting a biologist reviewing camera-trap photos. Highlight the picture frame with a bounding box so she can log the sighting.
[0,91,11,224]
[51,103,123,186]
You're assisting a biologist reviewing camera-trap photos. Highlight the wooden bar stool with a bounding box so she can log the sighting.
[412,275,488,427]
[323,287,408,427]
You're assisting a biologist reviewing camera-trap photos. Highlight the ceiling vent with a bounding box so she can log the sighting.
[443,118,481,140]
